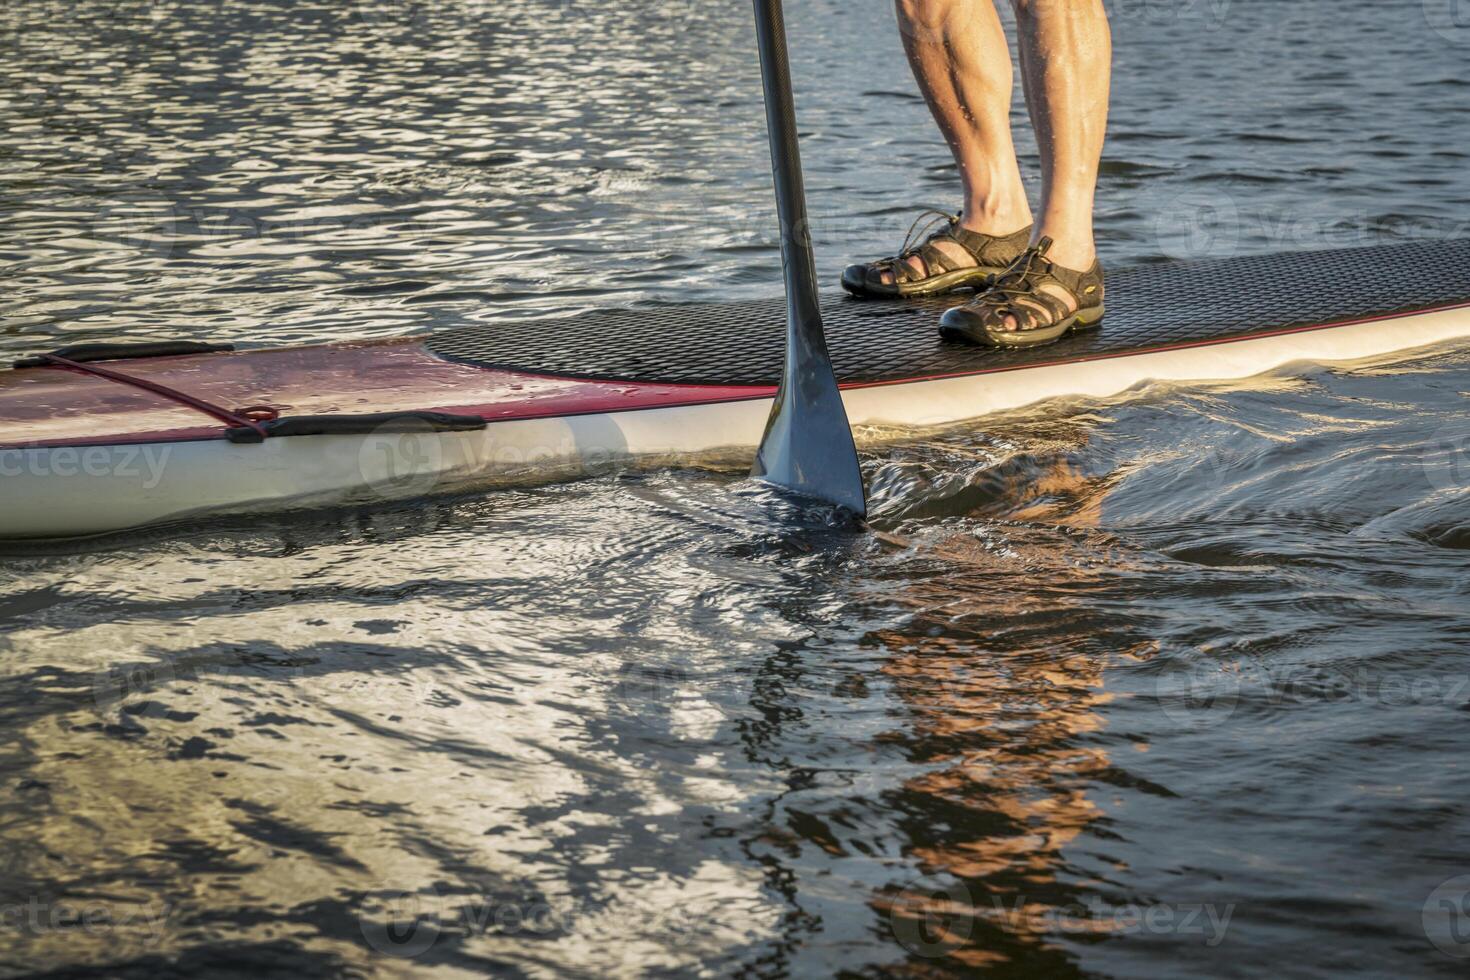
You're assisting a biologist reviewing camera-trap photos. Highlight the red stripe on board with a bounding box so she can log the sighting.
[7,300,1468,450]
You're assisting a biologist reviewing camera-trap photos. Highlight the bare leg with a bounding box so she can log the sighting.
[885,0,1033,283]
[1012,0,1111,286]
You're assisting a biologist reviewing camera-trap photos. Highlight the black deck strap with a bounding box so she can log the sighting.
[13,341,234,369]
[224,411,488,444]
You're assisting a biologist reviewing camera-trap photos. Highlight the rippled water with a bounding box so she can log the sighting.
[3,1,1470,976]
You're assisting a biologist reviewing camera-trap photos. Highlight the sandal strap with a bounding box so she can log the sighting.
[969,236,1104,331]
[886,210,962,283]
[865,210,1031,285]
[998,289,1072,329]
[951,223,1034,269]
[913,239,967,276]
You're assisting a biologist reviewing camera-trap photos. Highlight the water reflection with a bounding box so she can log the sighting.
[3,0,1470,975]
[864,506,1120,973]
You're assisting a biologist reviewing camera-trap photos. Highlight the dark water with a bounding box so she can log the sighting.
[3,1,1470,976]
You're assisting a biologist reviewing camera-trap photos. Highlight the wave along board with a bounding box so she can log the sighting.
[2,240,1469,539]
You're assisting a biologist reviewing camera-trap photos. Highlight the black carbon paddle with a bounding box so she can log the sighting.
[748,0,867,517]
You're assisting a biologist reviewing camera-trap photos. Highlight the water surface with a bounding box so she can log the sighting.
[2,1,1470,976]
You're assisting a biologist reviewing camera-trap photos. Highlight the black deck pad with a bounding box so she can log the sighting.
[427,240,1470,387]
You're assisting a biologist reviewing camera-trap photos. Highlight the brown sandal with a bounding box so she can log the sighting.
[841,210,1032,298]
[938,237,1104,348]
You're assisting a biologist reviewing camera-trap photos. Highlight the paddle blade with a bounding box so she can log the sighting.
[751,314,867,516]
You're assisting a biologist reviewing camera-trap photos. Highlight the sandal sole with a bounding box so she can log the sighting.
[841,265,1009,300]
[939,305,1106,348]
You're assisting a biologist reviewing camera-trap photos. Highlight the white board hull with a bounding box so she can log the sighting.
[4,304,1466,540]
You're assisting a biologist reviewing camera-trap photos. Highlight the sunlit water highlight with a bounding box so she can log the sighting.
[2,1,1470,977]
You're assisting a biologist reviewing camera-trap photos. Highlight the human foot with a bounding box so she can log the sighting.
[937,237,1104,347]
[842,210,1032,298]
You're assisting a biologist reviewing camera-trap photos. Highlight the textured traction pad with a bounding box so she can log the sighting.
[427,240,1470,386]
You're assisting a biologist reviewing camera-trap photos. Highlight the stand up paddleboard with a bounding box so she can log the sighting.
[3,238,1470,539]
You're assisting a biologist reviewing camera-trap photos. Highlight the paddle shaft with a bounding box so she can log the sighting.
[749,0,867,516]
[751,0,822,337]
